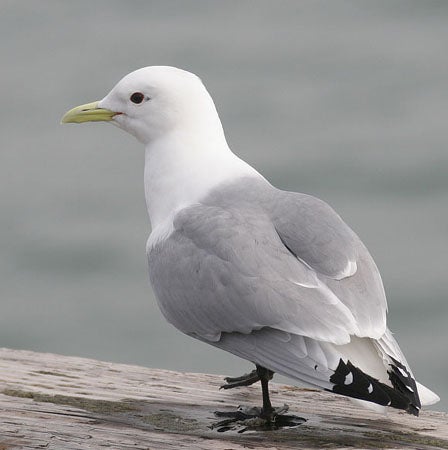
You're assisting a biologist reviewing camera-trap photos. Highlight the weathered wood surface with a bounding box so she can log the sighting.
[0,348,446,449]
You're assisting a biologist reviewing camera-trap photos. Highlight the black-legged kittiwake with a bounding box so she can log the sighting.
[62,66,439,429]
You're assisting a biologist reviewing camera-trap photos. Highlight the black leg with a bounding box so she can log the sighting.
[256,365,275,420]
[212,364,307,432]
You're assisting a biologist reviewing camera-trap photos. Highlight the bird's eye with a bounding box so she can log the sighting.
[130,92,145,104]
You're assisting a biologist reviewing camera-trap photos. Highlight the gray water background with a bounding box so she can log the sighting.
[1,1,447,411]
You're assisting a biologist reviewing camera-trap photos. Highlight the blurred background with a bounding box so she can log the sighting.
[1,1,447,411]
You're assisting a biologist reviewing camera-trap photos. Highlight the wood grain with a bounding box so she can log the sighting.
[0,348,446,449]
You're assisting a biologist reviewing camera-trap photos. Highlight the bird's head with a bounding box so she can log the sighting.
[61,66,222,145]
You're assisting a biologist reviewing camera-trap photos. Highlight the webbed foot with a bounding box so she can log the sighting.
[210,404,306,433]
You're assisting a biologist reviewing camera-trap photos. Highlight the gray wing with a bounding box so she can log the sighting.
[148,203,362,345]
[148,191,433,405]
[270,190,387,338]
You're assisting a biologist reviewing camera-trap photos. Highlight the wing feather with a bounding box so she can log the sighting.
[148,187,387,345]
[270,190,387,338]
[146,182,437,408]
[148,204,358,345]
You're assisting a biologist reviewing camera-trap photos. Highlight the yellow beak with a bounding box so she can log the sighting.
[61,101,119,124]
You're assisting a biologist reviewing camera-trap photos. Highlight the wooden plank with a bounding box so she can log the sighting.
[0,347,446,449]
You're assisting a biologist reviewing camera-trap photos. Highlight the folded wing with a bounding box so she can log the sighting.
[149,200,372,345]
[270,190,387,339]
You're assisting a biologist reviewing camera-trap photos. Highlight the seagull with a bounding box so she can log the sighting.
[62,66,439,429]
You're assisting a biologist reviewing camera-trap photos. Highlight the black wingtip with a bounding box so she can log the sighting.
[329,358,421,416]
[388,357,421,416]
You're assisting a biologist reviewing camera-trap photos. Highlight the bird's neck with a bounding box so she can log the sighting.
[144,130,262,231]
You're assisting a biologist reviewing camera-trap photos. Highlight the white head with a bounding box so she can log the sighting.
[62,66,262,229]
[62,66,225,145]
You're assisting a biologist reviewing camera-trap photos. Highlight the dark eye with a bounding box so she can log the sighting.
[130,92,145,104]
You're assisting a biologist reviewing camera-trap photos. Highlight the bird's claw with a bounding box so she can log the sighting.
[210,404,306,433]
[220,370,260,390]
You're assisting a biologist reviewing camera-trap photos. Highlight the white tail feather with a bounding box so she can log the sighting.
[417,382,440,406]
